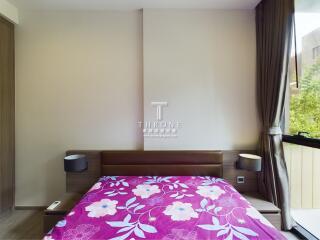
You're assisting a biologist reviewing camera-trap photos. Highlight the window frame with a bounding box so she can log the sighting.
[282,134,320,149]
[313,45,320,60]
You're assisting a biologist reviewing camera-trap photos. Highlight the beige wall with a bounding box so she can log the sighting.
[143,10,258,150]
[15,11,143,206]
[16,9,258,206]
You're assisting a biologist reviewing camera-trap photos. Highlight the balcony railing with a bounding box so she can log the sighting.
[283,142,320,208]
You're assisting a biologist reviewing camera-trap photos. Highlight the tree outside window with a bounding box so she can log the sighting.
[287,13,320,139]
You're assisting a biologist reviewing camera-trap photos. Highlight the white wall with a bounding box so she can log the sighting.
[15,9,258,206]
[143,10,259,150]
[15,11,143,206]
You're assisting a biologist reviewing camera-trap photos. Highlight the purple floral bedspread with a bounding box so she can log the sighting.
[44,176,286,240]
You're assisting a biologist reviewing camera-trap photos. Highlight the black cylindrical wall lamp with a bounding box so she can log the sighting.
[64,154,87,172]
[237,153,262,172]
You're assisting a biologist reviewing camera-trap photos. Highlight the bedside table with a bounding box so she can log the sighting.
[243,192,281,230]
[43,193,82,233]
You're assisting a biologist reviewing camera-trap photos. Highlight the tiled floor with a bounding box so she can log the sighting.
[292,209,320,239]
[0,210,302,240]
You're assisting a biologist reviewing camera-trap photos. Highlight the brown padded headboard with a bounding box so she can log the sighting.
[66,150,257,194]
[101,151,223,177]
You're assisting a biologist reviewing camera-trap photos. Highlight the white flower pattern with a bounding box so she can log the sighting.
[162,228,198,240]
[68,211,75,216]
[163,201,198,221]
[89,182,101,192]
[196,186,225,200]
[62,224,99,240]
[45,176,285,240]
[43,236,54,240]
[246,206,274,228]
[132,184,160,199]
[85,199,118,218]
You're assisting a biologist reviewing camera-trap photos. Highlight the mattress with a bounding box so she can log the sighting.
[44,176,286,240]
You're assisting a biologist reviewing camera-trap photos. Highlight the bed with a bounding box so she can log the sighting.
[44,151,286,240]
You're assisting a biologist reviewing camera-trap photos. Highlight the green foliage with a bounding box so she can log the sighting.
[289,59,320,138]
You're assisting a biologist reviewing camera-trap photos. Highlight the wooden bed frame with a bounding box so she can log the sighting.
[45,150,282,233]
[66,150,257,193]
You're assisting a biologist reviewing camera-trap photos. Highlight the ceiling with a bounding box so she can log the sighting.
[8,0,261,11]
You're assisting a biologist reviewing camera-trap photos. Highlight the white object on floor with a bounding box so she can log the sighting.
[47,201,61,210]
[281,231,301,240]
[292,208,320,238]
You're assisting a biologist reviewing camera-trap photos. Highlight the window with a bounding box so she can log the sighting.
[284,4,320,238]
[286,7,320,139]
[313,45,320,60]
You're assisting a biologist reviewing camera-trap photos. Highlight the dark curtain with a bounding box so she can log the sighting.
[256,0,295,230]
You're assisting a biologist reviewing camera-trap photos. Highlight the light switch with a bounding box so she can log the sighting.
[237,176,245,184]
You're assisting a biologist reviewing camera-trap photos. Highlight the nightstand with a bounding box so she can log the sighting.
[243,192,281,230]
[43,193,82,233]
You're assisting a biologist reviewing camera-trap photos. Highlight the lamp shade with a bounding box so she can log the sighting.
[64,154,87,172]
[238,154,262,172]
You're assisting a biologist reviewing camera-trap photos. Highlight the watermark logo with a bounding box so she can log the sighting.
[138,101,182,138]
